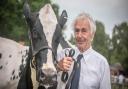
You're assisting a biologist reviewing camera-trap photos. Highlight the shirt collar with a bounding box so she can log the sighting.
[74,46,93,59]
[82,46,93,55]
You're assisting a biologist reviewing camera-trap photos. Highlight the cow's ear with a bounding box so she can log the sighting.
[53,10,68,40]
[58,10,68,28]
[52,10,68,56]
[23,0,31,21]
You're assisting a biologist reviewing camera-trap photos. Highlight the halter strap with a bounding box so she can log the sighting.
[31,45,57,69]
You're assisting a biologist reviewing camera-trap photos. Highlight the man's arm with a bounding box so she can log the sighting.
[99,60,111,89]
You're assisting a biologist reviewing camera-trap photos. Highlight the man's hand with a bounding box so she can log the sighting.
[57,57,73,71]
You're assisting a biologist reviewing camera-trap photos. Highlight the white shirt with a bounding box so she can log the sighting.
[57,47,111,89]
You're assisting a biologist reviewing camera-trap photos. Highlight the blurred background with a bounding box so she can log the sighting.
[0,0,128,88]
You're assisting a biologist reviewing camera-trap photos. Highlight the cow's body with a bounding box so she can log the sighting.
[0,37,29,89]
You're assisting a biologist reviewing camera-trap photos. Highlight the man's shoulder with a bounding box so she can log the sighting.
[91,49,108,63]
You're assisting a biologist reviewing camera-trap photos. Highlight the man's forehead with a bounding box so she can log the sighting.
[74,19,90,29]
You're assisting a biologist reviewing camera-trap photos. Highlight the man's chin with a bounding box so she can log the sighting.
[77,44,84,49]
[77,43,89,51]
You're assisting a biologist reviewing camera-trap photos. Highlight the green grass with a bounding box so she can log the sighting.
[112,84,128,89]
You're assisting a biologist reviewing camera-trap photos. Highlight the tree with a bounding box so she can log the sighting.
[111,22,128,73]
[0,0,27,41]
[92,21,110,62]
[0,0,59,44]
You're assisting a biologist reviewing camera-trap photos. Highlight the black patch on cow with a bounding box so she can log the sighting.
[9,55,12,58]
[25,52,28,58]
[38,86,45,89]
[10,77,12,80]
[18,61,25,78]
[22,58,24,63]
[29,17,48,55]
[25,57,28,62]
[0,53,2,59]
[22,55,24,59]
[60,37,70,48]
[12,70,15,75]
[16,76,18,79]
[20,64,25,71]
[18,51,21,54]
[18,55,26,78]
[13,75,15,80]
[19,71,22,77]
[25,49,27,53]
[0,65,3,70]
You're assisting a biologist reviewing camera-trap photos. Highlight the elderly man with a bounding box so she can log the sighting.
[57,12,111,89]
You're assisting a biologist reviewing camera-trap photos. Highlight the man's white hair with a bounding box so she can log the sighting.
[73,12,96,33]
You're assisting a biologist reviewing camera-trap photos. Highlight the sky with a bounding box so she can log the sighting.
[52,0,128,39]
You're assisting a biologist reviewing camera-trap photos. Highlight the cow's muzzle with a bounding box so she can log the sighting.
[39,68,57,88]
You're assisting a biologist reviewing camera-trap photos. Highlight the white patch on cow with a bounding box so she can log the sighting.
[43,50,56,71]
[39,4,57,47]
[39,4,57,71]
[0,37,29,89]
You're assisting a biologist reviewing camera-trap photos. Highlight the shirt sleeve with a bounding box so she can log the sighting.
[99,59,111,89]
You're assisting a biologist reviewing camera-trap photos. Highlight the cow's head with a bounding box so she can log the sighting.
[23,2,67,88]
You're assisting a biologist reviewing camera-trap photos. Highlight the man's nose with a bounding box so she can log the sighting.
[77,31,82,37]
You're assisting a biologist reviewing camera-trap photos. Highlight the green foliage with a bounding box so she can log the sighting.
[30,0,51,11]
[52,3,59,18]
[69,34,76,45]
[92,21,110,61]
[0,0,59,44]
[0,0,27,41]
[111,22,128,71]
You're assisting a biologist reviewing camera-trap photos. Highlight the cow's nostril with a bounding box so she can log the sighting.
[52,74,57,81]
[41,71,45,77]
[39,71,45,82]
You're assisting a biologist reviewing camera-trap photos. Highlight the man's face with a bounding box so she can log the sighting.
[74,19,94,52]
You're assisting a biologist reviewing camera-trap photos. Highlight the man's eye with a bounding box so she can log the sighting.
[82,28,87,32]
[75,28,80,32]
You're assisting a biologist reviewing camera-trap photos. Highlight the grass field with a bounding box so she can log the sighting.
[112,84,128,89]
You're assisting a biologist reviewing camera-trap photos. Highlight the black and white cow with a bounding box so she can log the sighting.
[0,2,70,89]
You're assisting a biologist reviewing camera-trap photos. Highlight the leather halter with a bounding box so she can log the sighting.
[31,45,57,69]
